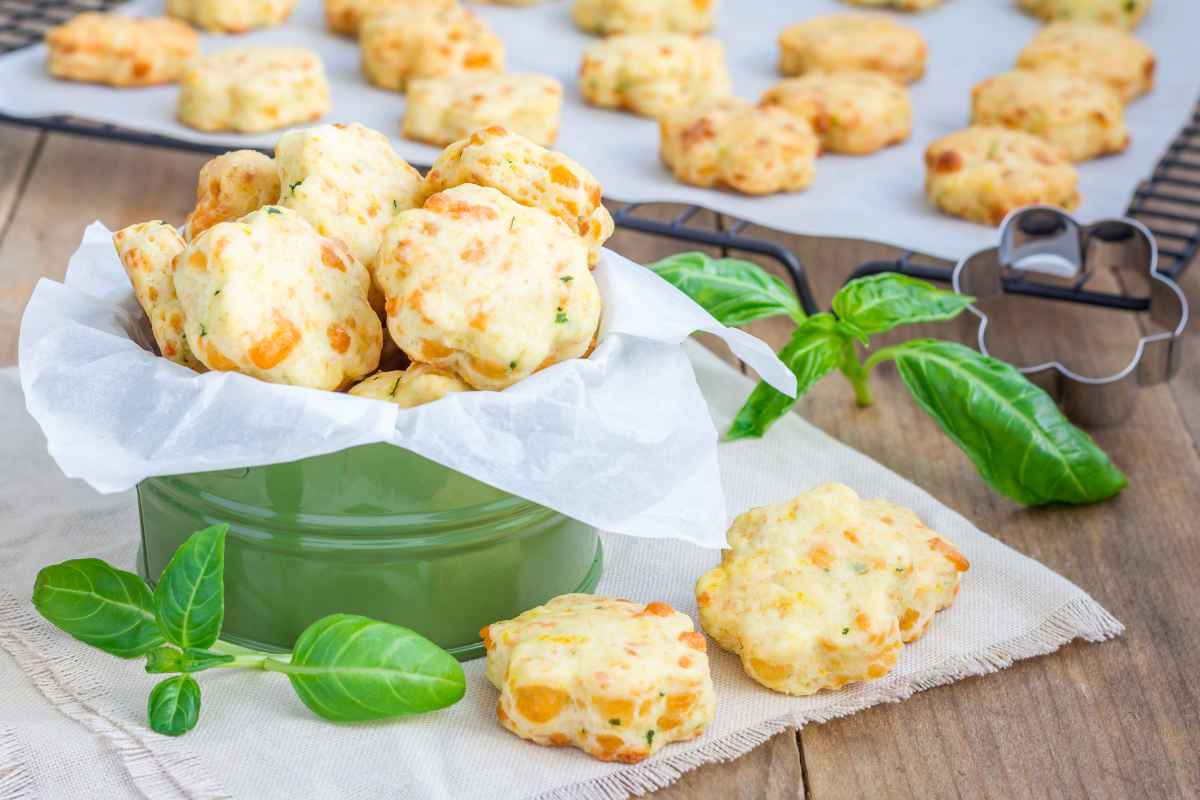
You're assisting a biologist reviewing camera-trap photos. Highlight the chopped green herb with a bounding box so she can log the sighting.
[851,562,869,575]
[841,627,850,635]
[1124,0,1136,11]
[392,199,399,211]
[895,566,905,573]
[288,180,303,194]
[198,324,207,337]
[266,207,281,215]
[555,309,568,324]
[509,217,516,231]
[213,289,220,296]
[987,141,1000,159]
[560,276,573,283]
[646,730,655,746]
[609,718,621,726]
[509,360,518,370]
[658,691,665,698]
[389,377,401,397]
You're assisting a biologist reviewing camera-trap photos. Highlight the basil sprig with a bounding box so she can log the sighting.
[651,251,807,327]
[650,253,1127,506]
[32,525,465,736]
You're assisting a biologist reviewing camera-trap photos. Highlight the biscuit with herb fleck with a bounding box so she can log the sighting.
[971,70,1128,162]
[348,364,471,407]
[185,150,281,240]
[482,594,716,763]
[761,71,911,155]
[1017,0,1150,30]
[696,483,969,696]
[177,47,330,133]
[420,127,613,264]
[659,98,819,195]
[925,126,1080,226]
[376,184,601,391]
[571,0,717,35]
[579,33,732,120]
[173,206,381,389]
[360,5,503,92]
[404,74,563,147]
[1017,22,1154,103]
[113,221,205,371]
[46,13,197,87]
[778,15,927,84]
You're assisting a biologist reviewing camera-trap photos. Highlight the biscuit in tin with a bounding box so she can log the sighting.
[348,364,471,407]
[482,595,716,763]
[186,150,281,240]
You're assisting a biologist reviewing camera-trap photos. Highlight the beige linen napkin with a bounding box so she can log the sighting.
[0,344,1121,800]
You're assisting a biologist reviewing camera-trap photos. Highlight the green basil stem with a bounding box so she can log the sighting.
[840,348,874,408]
[207,639,292,668]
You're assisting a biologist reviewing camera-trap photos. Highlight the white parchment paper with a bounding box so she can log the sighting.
[18,223,795,548]
[0,0,1196,259]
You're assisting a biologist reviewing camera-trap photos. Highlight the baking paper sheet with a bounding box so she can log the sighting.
[1,0,1196,259]
[18,223,795,548]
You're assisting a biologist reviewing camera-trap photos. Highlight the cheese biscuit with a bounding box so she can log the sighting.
[696,484,969,696]
[173,206,382,390]
[840,0,943,9]
[971,70,1128,162]
[349,364,471,407]
[166,0,295,33]
[659,98,819,195]
[112,222,205,371]
[1017,0,1150,29]
[376,184,601,391]
[185,150,281,240]
[761,71,911,155]
[1017,22,1154,103]
[925,126,1080,226]
[571,0,717,35]
[178,47,330,133]
[404,74,563,147]
[420,127,614,265]
[324,0,452,36]
[46,13,197,87]
[579,34,732,120]
[779,15,927,84]
[482,595,716,763]
[360,5,504,92]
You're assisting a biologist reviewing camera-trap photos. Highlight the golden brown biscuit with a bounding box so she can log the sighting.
[420,127,614,265]
[45,13,197,87]
[761,71,911,155]
[1016,22,1154,103]
[324,0,452,36]
[696,484,969,696]
[166,0,295,33]
[185,150,281,241]
[276,123,423,277]
[112,222,206,371]
[659,98,819,195]
[571,0,717,35]
[840,0,943,9]
[375,184,602,391]
[579,33,732,120]
[971,70,1128,162]
[404,74,563,147]
[1017,0,1150,29]
[173,206,382,389]
[925,126,1080,226]
[778,15,927,84]
[482,595,716,763]
[178,47,330,133]
[360,5,504,92]
[348,364,471,407]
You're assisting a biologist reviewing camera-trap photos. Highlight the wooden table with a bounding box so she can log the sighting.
[2,125,1198,800]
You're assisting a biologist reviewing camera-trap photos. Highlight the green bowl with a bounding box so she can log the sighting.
[135,443,602,661]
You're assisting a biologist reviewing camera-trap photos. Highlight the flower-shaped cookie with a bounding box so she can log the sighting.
[173,206,382,390]
[375,184,601,390]
[696,483,968,695]
[420,127,614,265]
[482,594,716,763]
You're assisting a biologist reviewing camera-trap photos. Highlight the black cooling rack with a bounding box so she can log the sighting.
[1,0,1197,309]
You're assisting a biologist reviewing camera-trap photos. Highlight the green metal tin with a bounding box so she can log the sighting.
[136,443,602,661]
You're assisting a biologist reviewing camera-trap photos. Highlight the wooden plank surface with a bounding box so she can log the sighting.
[2,131,1199,800]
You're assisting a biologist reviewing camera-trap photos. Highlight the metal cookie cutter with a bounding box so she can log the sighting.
[952,206,1188,427]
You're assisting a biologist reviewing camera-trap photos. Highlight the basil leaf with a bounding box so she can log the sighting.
[278,614,465,722]
[833,273,974,339]
[153,524,227,650]
[728,314,849,440]
[32,559,164,658]
[650,251,806,327]
[888,339,1128,505]
[145,646,234,674]
[148,674,201,736]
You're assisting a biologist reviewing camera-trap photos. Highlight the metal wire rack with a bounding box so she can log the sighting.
[1,0,1196,312]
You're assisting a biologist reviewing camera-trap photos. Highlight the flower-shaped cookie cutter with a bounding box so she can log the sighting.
[952,206,1188,427]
